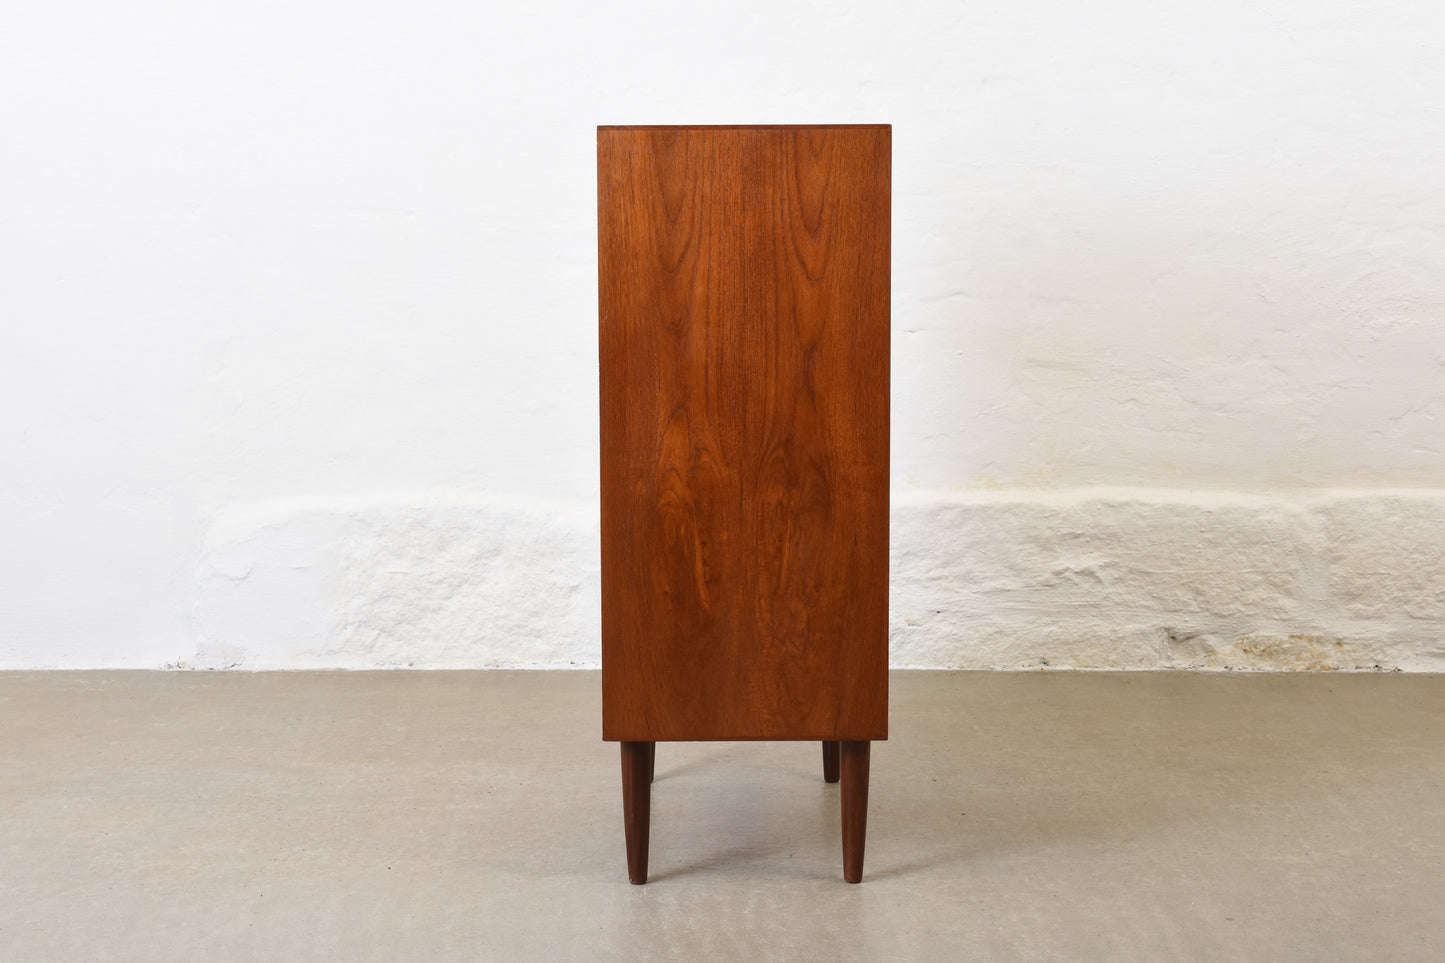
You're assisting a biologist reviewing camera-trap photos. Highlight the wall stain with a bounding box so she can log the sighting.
[1229,633,1347,671]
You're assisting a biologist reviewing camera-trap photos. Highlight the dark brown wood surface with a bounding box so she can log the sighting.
[599,125,889,742]
[822,740,841,783]
[840,740,870,883]
[620,741,653,883]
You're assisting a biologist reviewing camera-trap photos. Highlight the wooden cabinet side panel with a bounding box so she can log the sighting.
[600,126,889,741]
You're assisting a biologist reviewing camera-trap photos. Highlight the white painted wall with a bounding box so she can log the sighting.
[4,1,1445,668]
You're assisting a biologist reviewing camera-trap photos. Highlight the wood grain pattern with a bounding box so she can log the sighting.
[599,125,890,742]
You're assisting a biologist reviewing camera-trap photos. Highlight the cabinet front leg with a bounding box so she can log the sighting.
[840,740,870,883]
[621,741,653,884]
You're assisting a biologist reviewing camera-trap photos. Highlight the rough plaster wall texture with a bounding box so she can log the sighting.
[4,1,1445,667]
[195,495,601,669]
[890,490,1445,671]
[191,489,1445,672]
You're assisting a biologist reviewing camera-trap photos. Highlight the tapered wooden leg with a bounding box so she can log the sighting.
[621,741,653,884]
[822,741,841,783]
[840,740,870,883]
[644,741,656,783]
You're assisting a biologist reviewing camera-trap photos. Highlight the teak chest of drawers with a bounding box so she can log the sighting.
[598,124,890,883]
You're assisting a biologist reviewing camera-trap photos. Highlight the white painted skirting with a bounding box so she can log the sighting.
[193,489,1445,671]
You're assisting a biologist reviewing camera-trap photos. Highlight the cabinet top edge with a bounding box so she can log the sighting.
[598,124,890,131]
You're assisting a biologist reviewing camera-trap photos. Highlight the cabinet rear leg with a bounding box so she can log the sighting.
[822,741,840,783]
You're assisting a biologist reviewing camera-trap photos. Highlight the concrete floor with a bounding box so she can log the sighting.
[0,672,1441,961]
